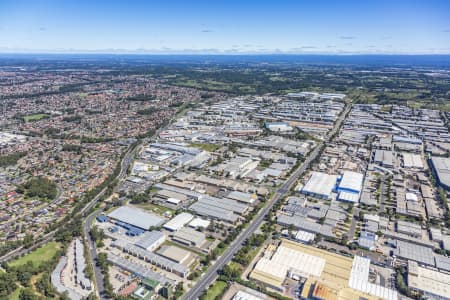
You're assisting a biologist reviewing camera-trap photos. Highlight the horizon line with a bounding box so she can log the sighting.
[1,52,450,56]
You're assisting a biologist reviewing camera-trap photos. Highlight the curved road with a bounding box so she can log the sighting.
[182,102,351,300]
[0,141,136,265]
[82,112,182,298]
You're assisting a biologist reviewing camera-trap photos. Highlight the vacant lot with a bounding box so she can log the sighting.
[201,280,227,300]
[190,142,221,152]
[8,241,61,268]
[23,113,49,122]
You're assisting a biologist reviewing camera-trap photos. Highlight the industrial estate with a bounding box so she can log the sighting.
[1,57,450,300]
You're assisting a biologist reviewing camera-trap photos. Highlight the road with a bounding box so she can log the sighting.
[81,144,136,216]
[0,141,137,264]
[81,142,140,299]
[0,185,63,263]
[182,102,352,300]
[380,174,387,213]
[348,207,360,241]
[1,106,185,291]
[0,230,58,262]
[2,183,63,228]
[81,109,183,298]
[84,209,106,299]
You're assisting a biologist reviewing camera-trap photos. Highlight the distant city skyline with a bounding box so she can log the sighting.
[0,0,449,54]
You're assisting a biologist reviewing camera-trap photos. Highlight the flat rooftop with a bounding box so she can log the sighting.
[108,206,165,230]
[408,261,450,299]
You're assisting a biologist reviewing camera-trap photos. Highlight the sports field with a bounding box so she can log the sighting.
[8,241,61,268]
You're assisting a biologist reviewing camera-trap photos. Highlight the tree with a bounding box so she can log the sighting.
[23,234,34,249]
[17,176,57,200]
[341,234,349,245]
[173,282,184,298]
[35,273,55,298]
[0,272,17,297]
[19,288,39,300]
[221,264,240,280]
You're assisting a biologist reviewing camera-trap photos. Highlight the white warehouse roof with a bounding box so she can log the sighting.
[232,290,265,300]
[408,260,450,299]
[108,206,165,230]
[252,243,326,283]
[163,212,194,231]
[338,171,364,194]
[403,153,424,169]
[188,218,210,229]
[338,191,360,203]
[302,172,337,198]
[349,256,398,300]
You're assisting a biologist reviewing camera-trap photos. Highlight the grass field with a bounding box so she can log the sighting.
[23,113,49,122]
[8,241,61,268]
[190,142,221,152]
[201,280,227,300]
[137,202,175,216]
[9,288,22,300]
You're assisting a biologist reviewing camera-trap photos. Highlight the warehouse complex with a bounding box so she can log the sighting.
[66,92,450,300]
[112,238,189,278]
[250,240,397,300]
[408,261,450,300]
[301,170,364,203]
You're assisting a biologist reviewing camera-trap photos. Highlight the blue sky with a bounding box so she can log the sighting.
[0,0,449,54]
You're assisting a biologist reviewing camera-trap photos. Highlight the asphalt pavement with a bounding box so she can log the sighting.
[84,209,106,299]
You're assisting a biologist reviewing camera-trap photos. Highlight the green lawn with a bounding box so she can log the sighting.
[190,143,221,152]
[201,281,227,300]
[8,241,61,268]
[8,288,22,300]
[23,113,49,122]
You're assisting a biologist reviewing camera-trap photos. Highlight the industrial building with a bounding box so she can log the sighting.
[189,195,248,223]
[107,253,174,285]
[250,241,326,291]
[294,230,316,244]
[435,255,450,273]
[112,239,189,278]
[301,172,337,199]
[171,226,206,248]
[156,245,195,266]
[393,240,435,266]
[357,231,378,251]
[226,190,257,205]
[188,217,210,229]
[108,206,165,230]
[396,220,422,238]
[373,150,394,168]
[430,156,450,191]
[348,256,398,300]
[264,122,293,132]
[250,240,396,300]
[277,214,335,238]
[163,212,194,231]
[232,290,266,300]
[402,153,424,169]
[337,171,364,203]
[135,231,166,252]
[408,261,450,300]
